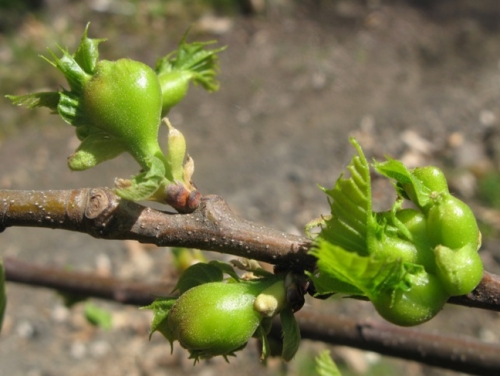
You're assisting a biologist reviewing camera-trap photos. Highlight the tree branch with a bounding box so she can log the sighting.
[3,257,175,305]
[1,188,500,311]
[0,188,314,271]
[4,257,500,375]
[273,312,500,376]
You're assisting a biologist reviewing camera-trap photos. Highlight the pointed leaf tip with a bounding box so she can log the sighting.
[280,308,300,362]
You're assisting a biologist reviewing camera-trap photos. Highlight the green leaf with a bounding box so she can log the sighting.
[173,263,224,295]
[315,350,342,376]
[156,31,226,92]
[171,248,207,272]
[306,269,363,296]
[68,132,126,170]
[141,297,177,344]
[0,259,6,333]
[6,92,60,112]
[114,156,167,201]
[320,138,373,256]
[208,260,240,281]
[73,23,106,75]
[56,88,85,127]
[42,46,91,95]
[373,158,431,209]
[310,238,406,297]
[251,268,275,278]
[255,324,271,360]
[84,302,112,330]
[305,215,329,239]
[280,307,301,362]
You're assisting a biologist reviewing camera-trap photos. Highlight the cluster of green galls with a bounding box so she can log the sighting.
[371,166,483,325]
[311,140,484,327]
[8,24,225,213]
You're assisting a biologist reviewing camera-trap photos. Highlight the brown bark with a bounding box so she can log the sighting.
[2,188,500,311]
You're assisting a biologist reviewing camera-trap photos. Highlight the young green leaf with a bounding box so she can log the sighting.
[142,297,177,343]
[310,238,405,297]
[73,23,105,74]
[6,91,60,111]
[315,350,342,376]
[84,302,113,330]
[171,248,207,272]
[68,132,126,171]
[114,156,167,202]
[155,32,226,115]
[255,325,271,360]
[320,138,373,256]
[373,159,432,210]
[172,262,224,295]
[280,307,301,362]
[208,260,241,282]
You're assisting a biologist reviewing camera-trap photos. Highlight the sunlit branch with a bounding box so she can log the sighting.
[0,188,313,271]
[1,188,500,311]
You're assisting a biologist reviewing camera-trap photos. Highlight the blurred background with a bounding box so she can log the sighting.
[1,0,500,375]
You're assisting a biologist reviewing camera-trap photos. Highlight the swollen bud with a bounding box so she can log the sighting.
[164,118,186,182]
[165,183,201,213]
[254,280,286,317]
[161,118,202,213]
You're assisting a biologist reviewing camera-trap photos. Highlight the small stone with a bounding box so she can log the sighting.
[70,341,87,359]
[90,340,111,358]
[16,320,36,339]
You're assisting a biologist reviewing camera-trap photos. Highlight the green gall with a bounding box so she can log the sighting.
[81,58,164,169]
[413,166,449,194]
[157,70,192,115]
[372,271,448,327]
[427,195,480,250]
[395,209,436,273]
[167,280,274,360]
[372,233,418,265]
[6,24,223,211]
[434,244,484,296]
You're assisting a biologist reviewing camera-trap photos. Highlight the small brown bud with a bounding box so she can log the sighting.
[165,183,201,213]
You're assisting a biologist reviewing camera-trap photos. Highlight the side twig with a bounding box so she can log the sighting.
[4,257,499,375]
[3,257,175,305]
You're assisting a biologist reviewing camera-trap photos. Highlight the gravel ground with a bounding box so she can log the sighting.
[1,1,500,375]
